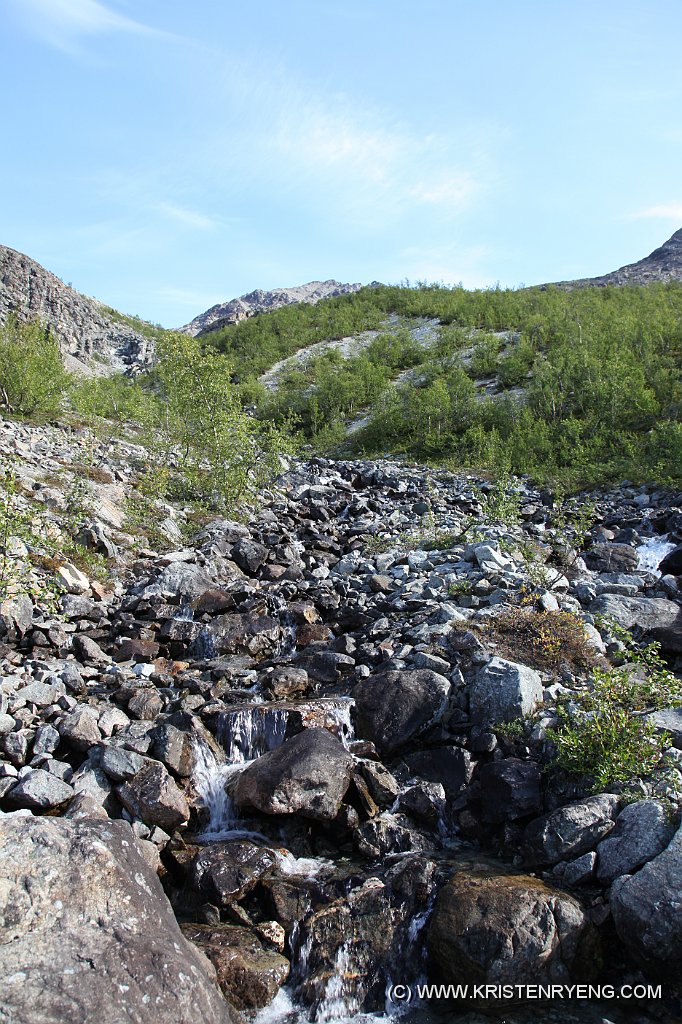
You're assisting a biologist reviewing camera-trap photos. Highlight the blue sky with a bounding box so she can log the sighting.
[2,0,682,327]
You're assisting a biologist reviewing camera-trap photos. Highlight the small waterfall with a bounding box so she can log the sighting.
[192,741,237,834]
[315,943,361,1022]
[328,698,355,749]
[219,706,290,762]
[174,604,195,621]
[268,592,298,660]
[190,627,218,660]
[636,535,676,574]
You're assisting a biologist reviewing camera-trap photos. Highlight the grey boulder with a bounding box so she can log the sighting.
[233,727,352,821]
[352,669,451,755]
[470,657,543,725]
[521,794,619,867]
[0,815,237,1024]
[596,800,675,884]
[588,595,682,653]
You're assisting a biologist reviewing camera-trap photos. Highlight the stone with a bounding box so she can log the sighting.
[56,562,91,594]
[352,669,451,756]
[595,800,675,884]
[562,851,596,886]
[585,543,638,573]
[521,794,619,867]
[265,666,310,699]
[6,768,74,809]
[355,760,401,807]
[114,638,160,663]
[100,745,148,782]
[117,761,190,832]
[233,728,353,822]
[0,815,236,1024]
[474,759,542,824]
[398,781,445,825]
[0,594,33,639]
[58,706,100,752]
[355,812,427,859]
[127,688,164,720]
[73,634,111,666]
[646,706,682,748]
[151,722,194,776]
[428,870,593,988]
[154,561,216,601]
[588,595,682,653]
[470,657,543,724]
[403,747,473,797]
[231,538,269,575]
[181,924,289,1010]
[658,544,682,576]
[610,822,682,967]
[188,839,279,905]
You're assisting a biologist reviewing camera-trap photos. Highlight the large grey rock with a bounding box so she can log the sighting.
[233,728,352,821]
[611,823,682,966]
[58,706,101,752]
[231,538,269,575]
[6,768,74,810]
[470,657,543,724]
[588,594,682,653]
[403,747,473,797]
[0,815,236,1024]
[585,543,638,573]
[521,794,619,867]
[428,870,592,987]
[153,561,216,601]
[352,669,451,755]
[647,706,682,749]
[117,761,190,831]
[596,800,676,884]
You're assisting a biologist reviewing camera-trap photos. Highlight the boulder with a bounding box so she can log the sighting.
[403,747,473,797]
[181,924,289,1010]
[474,759,542,824]
[585,543,638,573]
[470,657,543,724]
[233,728,353,821]
[352,669,451,755]
[521,794,619,867]
[58,706,101,752]
[588,595,682,653]
[6,768,74,810]
[231,539,269,575]
[596,800,676,884]
[188,839,279,905]
[0,816,236,1024]
[428,870,593,988]
[117,761,190,832]
[659,544,682,576]
[611,823,682,967]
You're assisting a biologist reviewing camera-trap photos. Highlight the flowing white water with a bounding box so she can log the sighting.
[192,741,250,836]
[636,535,676,574]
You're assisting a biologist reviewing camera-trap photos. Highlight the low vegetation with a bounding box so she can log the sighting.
[484,607,597,672]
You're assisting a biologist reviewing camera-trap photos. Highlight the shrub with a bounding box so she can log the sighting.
[0,317,69,417]
[484,607,597,671]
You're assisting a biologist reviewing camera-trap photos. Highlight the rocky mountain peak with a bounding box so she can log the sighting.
[180,279,365,337]
[554,226,682,288]
[0,244,152,373]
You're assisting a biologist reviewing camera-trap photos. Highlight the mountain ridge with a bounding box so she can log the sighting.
[179,279,366,336]
[551,227,682,288]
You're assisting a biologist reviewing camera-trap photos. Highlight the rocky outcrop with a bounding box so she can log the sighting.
[0,815,236,1024]
[552,227,682,288]
[180,280,365,336]
[0,244,152,372]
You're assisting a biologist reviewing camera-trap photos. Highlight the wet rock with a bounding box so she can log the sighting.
[117,761,190,832]
[470,657,543,725]
[0,815,236,1024]
[595,800,676,884]
[428,870,593,988]
[352,669,451,756]
[521,794,619,867]
[188,840,279,905]
[181,924,289,1010]
[659,544,682,576]
[355,812,428,858]
[610,823,682,967]
[398,780,445,825]
[233,728,352,822]
[355,760,401,807]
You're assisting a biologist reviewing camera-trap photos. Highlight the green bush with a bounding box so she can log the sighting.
[0,317,70,417]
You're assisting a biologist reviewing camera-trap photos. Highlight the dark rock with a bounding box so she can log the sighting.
[58,707,101,752]
[188,839,279,905]
[588,594,682,653]
[181,924,289,1010]
[114,638,160,663]
[658,544,682,576]
[585,543,639,573]
[611,823,682,967]
[596,800,676,884]
[117,761,190,831]
[0,815,236,1024]
[475,759,542,824]
[352,669,451,756]
[264,666,310,699]
[428,870,593,988]
[231,539,269,575]
[522,794,619,867]
[73,635,111,666]
[403,747,473,797]
[233,728,352,821]
[6,768,74,809]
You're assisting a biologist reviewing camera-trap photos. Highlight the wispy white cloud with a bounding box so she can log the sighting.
[154,202,217,231]
[632,203,682,221]
[12,0,166,51]
[395,243,495,289]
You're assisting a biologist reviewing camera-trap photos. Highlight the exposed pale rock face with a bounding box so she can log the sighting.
[0,244,152,372]
[180,280,365,336]
[0,815,237,1024]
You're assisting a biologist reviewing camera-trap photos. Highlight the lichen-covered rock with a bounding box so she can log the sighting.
[428,870,593,989]
[0,815,236,1024]
[521,794,619,867]
[596,800,675,884]
[470,657,543,724]
[233,728,352,821]
[117,760,190,831]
